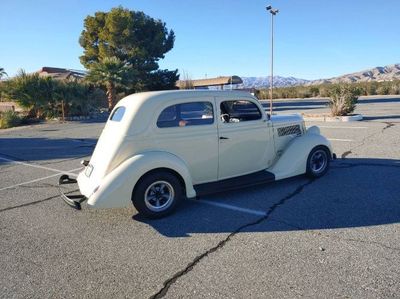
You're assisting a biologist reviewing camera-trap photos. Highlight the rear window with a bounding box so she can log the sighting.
[157,102,214,128]
[110,106,126,122]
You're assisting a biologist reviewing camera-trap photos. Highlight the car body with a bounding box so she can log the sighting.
[60,90,334,218]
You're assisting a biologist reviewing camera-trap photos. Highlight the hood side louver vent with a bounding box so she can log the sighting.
[277,125,301,137]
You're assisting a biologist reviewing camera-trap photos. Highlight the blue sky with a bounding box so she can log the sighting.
[1,0,399,80]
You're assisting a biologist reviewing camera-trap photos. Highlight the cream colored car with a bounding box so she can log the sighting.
[60,90,335,218]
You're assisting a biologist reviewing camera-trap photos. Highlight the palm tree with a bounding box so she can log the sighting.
[0,67,7,80]
[86,57,131,111]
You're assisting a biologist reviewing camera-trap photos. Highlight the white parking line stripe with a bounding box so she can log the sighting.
[314,126,367,129]
[0,156,79,176]
[327,138,353,142]
[193,199,267,216]
[0,167,83,192]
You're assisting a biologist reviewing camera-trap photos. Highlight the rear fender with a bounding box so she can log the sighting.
[270,126,332,180]
[87,151,195,208]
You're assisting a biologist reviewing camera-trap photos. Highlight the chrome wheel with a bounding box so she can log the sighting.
[310,149,328,174]
[144,181,175,212]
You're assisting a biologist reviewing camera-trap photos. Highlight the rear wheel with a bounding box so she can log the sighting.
[306,146,330,178]
[132,171,183,219]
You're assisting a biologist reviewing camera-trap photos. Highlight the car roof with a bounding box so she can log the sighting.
[111,90,258,135]
[116,89,256,108]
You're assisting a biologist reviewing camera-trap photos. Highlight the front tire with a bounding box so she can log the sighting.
[306,146,330,178]
[132,171,183,219]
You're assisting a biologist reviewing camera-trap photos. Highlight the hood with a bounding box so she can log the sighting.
[270,114,303,125]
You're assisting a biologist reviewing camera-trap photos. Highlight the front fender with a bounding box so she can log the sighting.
[269,126,333,180]
[86,151,195,208]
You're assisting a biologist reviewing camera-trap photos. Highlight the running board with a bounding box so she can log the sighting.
[194,170,275,197]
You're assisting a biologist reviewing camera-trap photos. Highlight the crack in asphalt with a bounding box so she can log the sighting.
[268,219,400,252]
[151,160,399,298]
[150,179,315,299]
[339,121,397,159]
[0,189,79,213]
[382,122,395,131]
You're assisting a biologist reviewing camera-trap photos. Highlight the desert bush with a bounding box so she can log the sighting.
[309,86,319,97]
[328,84,359,116]
[376,83,390,95]
[3,70,106,119]
[0,111,22,129]
[390,82,400,95]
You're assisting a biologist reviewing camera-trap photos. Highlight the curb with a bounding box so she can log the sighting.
[303,114,363,122]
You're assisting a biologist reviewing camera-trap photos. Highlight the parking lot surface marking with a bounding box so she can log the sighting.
[316,126,368,129]
[193,199,267,216]
[327,138,353,142]
[0,167,82,192]
[0,156,80,176]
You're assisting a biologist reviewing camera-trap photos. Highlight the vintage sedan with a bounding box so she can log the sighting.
[60,90,335,218]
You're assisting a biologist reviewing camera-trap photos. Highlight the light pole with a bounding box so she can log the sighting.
[266,5,279,115]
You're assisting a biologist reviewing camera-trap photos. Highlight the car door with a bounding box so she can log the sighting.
[217,96,274,180]
[153,98,218,185]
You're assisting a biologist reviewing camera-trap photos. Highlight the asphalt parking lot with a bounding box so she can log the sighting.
[1,96,399,298]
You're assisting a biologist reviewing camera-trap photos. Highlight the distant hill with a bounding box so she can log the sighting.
[240,76,309,88]
[309,63,400,85]
[240,63,400,88]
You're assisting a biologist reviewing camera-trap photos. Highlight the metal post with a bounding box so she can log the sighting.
[266,5,278,116]
[270,13,274,115]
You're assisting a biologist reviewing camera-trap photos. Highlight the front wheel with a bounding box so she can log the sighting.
[306,146,330,178]
[132,171,183,219]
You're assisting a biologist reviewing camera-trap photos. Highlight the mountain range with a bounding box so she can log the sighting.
[239,76,310,89]
[240,63,400,88]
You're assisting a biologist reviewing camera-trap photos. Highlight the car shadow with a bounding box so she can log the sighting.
[0,137,97,162]
[133,158,400,237]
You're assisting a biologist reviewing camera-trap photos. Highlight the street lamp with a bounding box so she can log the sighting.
[266,5,279,115]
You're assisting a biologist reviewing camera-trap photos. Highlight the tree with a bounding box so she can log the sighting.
[86,56,131,111]
[0,68,7,80]
[177,71,194,90]
[145,69,179,91]
[79,7,178,92]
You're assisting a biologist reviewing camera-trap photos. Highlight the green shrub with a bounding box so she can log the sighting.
[3,70,107,119]
[376,84,390,95]
[0,111,22,129]
[328,84,359,116]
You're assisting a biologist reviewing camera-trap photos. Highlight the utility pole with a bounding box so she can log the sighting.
[266,5,279,115]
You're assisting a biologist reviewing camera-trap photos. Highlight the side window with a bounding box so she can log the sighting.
[157,102,214,128]
[220,100,262,123]
[110,106,126,122]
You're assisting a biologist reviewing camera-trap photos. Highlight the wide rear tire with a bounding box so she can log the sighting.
[132,171,183,219]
